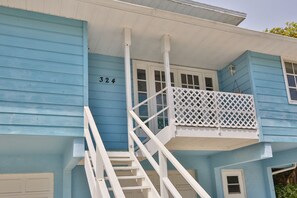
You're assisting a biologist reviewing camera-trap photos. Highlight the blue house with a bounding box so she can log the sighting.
[1,0,297,197]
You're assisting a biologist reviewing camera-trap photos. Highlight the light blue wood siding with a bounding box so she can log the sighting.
[0,7,87,136]
[248,51,297,141]
[218,51,252,94]
[88,53,128,150]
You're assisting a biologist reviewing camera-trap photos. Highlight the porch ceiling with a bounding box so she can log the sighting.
[2,0,297,70]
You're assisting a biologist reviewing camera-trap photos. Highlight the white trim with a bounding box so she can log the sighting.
[281,57,297,105]
[221,169,247,198]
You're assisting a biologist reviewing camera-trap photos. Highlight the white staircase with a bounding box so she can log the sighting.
[107,151,159,197]
[84,106,211,198]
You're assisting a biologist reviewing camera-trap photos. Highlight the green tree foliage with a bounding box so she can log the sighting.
[265,22,297,38]
[275,185,297,198]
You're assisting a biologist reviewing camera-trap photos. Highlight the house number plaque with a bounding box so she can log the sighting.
[98,76,116,84]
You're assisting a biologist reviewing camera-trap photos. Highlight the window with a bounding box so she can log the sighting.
[283,60,297,103]
[221,170,246,198]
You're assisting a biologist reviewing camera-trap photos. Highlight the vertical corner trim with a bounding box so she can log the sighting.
[83,21,89,106]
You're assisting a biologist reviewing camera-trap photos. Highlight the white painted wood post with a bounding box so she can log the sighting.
[124,28,134,152]
[159,150,169,198]
[162,35,175,130]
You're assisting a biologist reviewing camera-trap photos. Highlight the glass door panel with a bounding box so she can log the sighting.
[153,69,175,132]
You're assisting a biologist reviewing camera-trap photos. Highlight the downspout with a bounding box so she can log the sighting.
[272,164,297,175]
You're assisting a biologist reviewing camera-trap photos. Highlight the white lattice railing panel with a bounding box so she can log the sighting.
[172,88,257,129]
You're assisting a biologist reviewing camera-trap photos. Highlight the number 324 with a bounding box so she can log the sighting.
[99,77,115,84]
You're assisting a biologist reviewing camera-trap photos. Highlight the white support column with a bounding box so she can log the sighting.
[124,28,134,152]
[162,35,175,130]
[159,150,169,198]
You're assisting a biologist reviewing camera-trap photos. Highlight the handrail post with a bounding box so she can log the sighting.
[124,28,134,152]
[159,150,169,198]
[162,35,175,132]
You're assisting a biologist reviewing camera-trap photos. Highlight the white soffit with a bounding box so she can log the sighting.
[1,0,297,70]
[118,0,246,26]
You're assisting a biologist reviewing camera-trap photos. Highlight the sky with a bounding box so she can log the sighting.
[195,0,297,31]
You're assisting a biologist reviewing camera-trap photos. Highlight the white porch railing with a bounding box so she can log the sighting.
[172,87,257,129]
[84,106,125,198]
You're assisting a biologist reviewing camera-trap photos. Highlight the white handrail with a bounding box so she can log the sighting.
[129,110,211,198]
[133,106,169,131]
[132,87,168,110]
[84,106,125,198]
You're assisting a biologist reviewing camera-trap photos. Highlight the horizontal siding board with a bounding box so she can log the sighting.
[255,87,287,97]
[89,84,126,93]
[89,67,126,78]
[253,79,285,89]
[0,101,82,116]
[0,90,83,106]
[259,111,297,121]
[89,99,126,109]
[0,34,83,55]
[0,67,83,86]
[257,103,297,114]
[261,119,297,128]
[0,113,83,127]
[0,7,85,137]
[89,53,128,150]
[0,55,83,75]
[0,13,82,36]
[0,45,83,65]
[0,125,83,136]
[89,60,125,71]
[0,23,83,45]
[89,92,126,102]
[262,127,297,136]
[0,78,83,96]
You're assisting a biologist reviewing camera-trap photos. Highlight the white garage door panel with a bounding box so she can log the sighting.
[0,179,23,194]
[0,173,53,198]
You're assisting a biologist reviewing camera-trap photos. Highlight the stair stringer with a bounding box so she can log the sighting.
[143,126,175,156]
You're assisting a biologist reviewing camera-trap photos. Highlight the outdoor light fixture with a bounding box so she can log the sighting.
[228,64,236,76]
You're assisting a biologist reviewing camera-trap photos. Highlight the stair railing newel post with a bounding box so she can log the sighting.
[162,34,176,136]
[159,149,169,198]
[124,28,134,153]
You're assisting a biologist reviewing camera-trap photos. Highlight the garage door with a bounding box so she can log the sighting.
[0,173,53,198]
[146,170,197,198]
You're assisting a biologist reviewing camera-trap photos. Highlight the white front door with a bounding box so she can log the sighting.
[0,173,54,198]
[221,170,247,198]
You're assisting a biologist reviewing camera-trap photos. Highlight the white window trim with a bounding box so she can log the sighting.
[221,169,247,198]
[281,57,297,105]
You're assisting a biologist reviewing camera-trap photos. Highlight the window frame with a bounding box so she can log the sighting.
[281,57,297,104]
[221,169,247,198]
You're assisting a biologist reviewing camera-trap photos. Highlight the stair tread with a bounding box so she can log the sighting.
[108,186,151,191]
[104,175,145,180]
[107,152,130,158]
[110,158,133,162]
[113,166,138,170]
